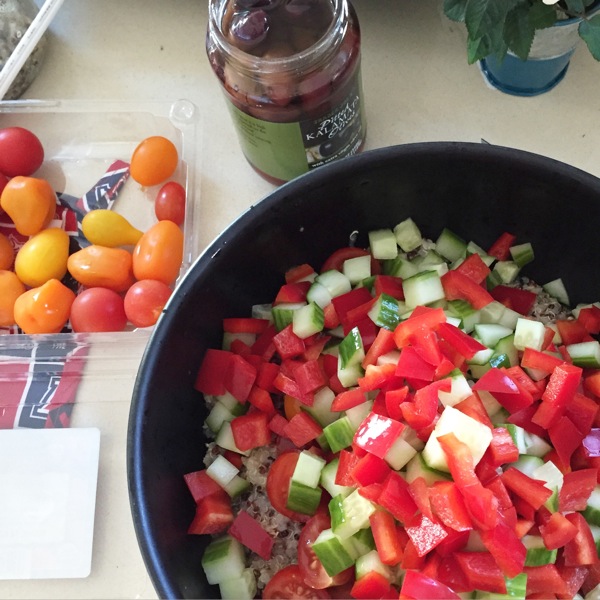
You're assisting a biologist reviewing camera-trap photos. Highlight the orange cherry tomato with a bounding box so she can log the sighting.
[13,278,75,334]
[0,231,15,270]
[130,136,179,187]
[132,220,183,286]
[0,176,56,236]
[0,270,26,326]
[67,245,134,292]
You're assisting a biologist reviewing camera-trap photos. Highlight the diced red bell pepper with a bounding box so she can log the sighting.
[362,326,397,368]
[332,287,373,329]
[187,493,233,535]
[563,512,599,566]
[223,317,270,334]
[229,509,274,560]
[533,363,583,429]
[283,411,322,447]
[404,514,448,557]
[454,551,507,594]
[374,274,405,300]
[384,385,410,421]
[565,392,599,437]
[437,321,487,359]
[485,475,513,511]
[358,482,384,503]
[501,467,553,510]
[323,302,340,329]
[273,281,311,305]
[490,285,537,315]
[556,318,592,345]
[400,569,461,599]
[504,364,544,401]
[480,515,527,579]
[251,324,278,360]
[557,565,590,600]
[472,368,534,413]
[455,393,494,429]
[393,307,447,348]
[268,413,289,438]
[455,252,491,284]
[351,452,391,486]
[285,263,315,283]
[395,346,437,381]
[520,347,564,374]
[524,564,569,597]
[321,246,379,274]
[194,348,233,395]
[273,371,313,406]
[559,468,597,512]
[428,481,473,532]
[377,471,418,524]
[345,298,378,332]
[578,305,600,334]
[231,411,271,451]
[350,570,395,600]
[293,359,327,396]
[488,426,519,466]
[353,412,404,459]
[248,385,276,415]
[409,325,444,367]
[549,415,585,467]
[335,449,361,486]
[460,483,499,531]
[506,401,548,439]
[408,476,434,521]
[436,432,479,489]
[273,325,306,359]
[229,338,252,356]
[332,388,367,412]
[369,510,404,566]
[401,378,450,431]
[183,469,224,503]
[303,333,331,362]
[358,363,398,392]
[441,270,494,310]
[487,231,516,261]
[539,511,578,550]
[255,361,280,392]
[224,354,258,402]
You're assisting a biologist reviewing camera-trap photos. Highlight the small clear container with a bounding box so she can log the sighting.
[207,0,366,184]
[0,0,48,99]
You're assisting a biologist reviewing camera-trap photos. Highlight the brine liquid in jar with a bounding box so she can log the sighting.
[207,0,366,184]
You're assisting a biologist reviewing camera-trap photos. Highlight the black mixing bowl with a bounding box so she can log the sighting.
[127,142,600,599]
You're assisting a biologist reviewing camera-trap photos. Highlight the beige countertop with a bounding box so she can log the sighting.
[1,0,599,598]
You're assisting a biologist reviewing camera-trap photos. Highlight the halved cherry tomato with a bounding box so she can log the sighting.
[266,450,311,522]
[0,270,26,326]
[263,565,331,599]
[0,126,44,177]
[155,181,186,225]
[130,136,178,187]
[298,512,354,589]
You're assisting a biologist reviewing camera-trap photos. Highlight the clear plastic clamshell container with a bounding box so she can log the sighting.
[0,99,202,416]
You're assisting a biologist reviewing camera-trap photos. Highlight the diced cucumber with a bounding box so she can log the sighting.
[217,391,246,415]
[473,390,503,418]
[349,527,376,557]
[435,228,467,262]
[323,416,356,453]
[393,217,422,252]
[413,249,449,276]
[493,334,519,367]
[293,302,324,339]
[423,406,493,472]
[474,573,528,599]
[330,488,376,539]
[510,242,534,268]
[479,301,520,329]
[338,327,365,369]
[438,372,473,407]
[219,568,257,600]
[384,254,419,279]
[369,228,398,260]
[355,549,394,582]
[272,302,306,331]
[514,317,546,351]
[312,528,356,576]
[287,480,322,515]
[405,452,451,485]
[523,535,557,566]
[474,323,514,348]
[221,474,251,498]
[292,450,327,488]
[316,269,352,298]
[215,421,251,456]
[344,254,372,284]
[582,486,600,526]
[304,386,340,427]
[403,270,445,308]
[567,341,600,368]
[201,535,246,585]
[345,399,374,429]
[467,347,495,366]
[384,435,418,470]
[320,458,354,500]
[368,293,400,330]
[252,303,273,321]
[223,331,256,351]
[542,278,570,306]
[206,454,239,487]
[511,454,544,478]
[492,261,520,284]
[337,361,365,388]
[205,400,236,434]
[307,281,332,309]
[447,299,481,333]
[532,460,563,511]
[376,349,401,366]
[466,240,495,266]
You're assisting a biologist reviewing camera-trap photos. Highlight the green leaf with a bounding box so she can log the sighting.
[528,2,559,29]
[580,14,600,60]
[467,35,493,63]
[504,4,536,60]
[563,0,587,16]
[443,0,468,22]
[465,0,509,39]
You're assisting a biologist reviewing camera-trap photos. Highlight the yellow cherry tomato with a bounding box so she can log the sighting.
[14,227,70,288]
[130,136,179,187]
[81,209,144,247]
[13,278,75,334]
[0,270,26,326]
[67,245,134,292]
[0,176,56,236]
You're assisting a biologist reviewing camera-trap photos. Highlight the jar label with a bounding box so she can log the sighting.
[227,77,365,182]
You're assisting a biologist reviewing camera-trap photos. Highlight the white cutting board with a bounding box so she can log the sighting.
[0,427,101,579]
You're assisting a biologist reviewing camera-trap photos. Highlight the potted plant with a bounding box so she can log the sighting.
[444,0,600,96]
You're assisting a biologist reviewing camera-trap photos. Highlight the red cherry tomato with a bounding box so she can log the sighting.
[69,287,128,333]
[123,279,172,328]
[263,565,331,599]
[155,181,186,225]
[298,513,354,590]
[266,451,312,523]
[0,127,44,177]
[320,247,381,274]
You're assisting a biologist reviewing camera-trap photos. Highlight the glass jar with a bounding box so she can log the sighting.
[206,0,366,184]
[0,0,48,99]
